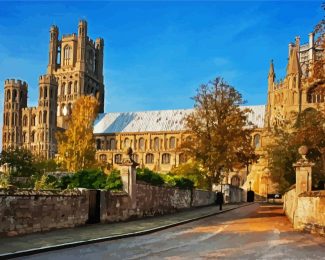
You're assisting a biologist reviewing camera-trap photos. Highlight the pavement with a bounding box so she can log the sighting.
[18,203,325,260]
[0,202,253,259]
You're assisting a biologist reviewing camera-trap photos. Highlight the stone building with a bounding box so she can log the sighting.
[2,20,104,159]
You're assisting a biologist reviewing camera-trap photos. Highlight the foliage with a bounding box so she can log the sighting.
[181,77,255,189]
[57,169,123,191]
[0,172,9,188]
[164,174,195,189]
[267,109,325,192]
[170,161,210,190]
[34,174,57,191]
[136,168,164,186]
[57,96,99,172]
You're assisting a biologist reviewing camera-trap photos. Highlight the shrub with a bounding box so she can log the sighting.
[136,168,164,186]
[104,170,123,191]
[162,173,194,189]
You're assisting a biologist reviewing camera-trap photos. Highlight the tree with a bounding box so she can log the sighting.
[56,96,99,172]
[181,77,255,190]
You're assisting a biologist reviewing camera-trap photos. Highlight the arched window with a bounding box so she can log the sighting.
[40,88,43,100]
[307,85,325,103]
[254,134,261,148]
[110,139,116,150]
[124,138,130,148]
[61,83,66,96]
[6,90,10,101]
[61,104,66,116]
[132,153,139,163]
[23,115,28,127]
[43,111,47,124]
[11,112,17,126]
[96,139,102,150]
[5,112,9,126]
[31,114,36,126]
[74,81,78,93]
[39,111,42,124]
[44,86,48,99]
[23,132,27,143]
[67,103,72,115]
[12,89,17,102]
[114,154,122,164]
[63,45,72,65]
[99,154,107,162]
[3,133,6,143]
[231,175,240,187]
[153,137,159,150]
[67,82,72,95]
[139,138,145,151]
[162,153,171,164]
[169,137,176,149]
[179,153,187,164]
[31,131,35,142]
[146,153,154,164]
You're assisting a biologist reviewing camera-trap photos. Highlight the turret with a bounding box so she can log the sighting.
[268,59,275,91]
[265,61,275,128]
[2,79,28,150]
[47,25,59,74]
[308,32,315,61]
[37,75,58,159]
[77,20,87,71]
[95,38,105,112]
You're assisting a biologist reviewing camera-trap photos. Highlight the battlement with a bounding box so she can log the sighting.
[62,33,77,39]
[95,38,104,48]
[4,79,28,88]
[39,74,58,84]
[50,25,58,32]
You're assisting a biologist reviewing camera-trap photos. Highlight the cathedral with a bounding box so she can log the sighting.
[1,20,323,195]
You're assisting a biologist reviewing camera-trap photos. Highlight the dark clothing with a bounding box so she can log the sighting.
[216,192,224,210]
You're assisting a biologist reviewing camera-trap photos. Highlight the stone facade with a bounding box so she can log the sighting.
[1,20,104,159]
[0,189,89,236]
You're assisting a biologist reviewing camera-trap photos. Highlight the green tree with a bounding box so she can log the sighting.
[57,96,99,172]
[181,77,255,190]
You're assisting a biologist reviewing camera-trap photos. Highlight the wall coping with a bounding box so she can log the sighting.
[0,188,85,197]
[299,190,325,197]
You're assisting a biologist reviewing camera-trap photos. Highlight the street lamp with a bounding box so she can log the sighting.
[249,181,252,191]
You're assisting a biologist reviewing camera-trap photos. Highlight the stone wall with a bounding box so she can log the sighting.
[0,189,89,236]
[100,184,216,223]
[283,186,297,223]
[294,191,325,235]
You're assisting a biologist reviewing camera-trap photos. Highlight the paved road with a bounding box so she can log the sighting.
[21,204,325,260]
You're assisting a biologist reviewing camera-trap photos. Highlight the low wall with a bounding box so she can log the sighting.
[283,186,297,223]
[294,191,325,235]
[0,189,89,237]
[100,184,216,223]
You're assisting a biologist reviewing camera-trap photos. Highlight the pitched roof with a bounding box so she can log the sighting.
[287,47,301,75]
[93,105,266,134]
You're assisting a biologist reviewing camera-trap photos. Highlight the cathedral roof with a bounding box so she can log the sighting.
[93,105,265,134]
[287,47,301,75]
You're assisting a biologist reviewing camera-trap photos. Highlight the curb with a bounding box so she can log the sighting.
[0,202,256,259]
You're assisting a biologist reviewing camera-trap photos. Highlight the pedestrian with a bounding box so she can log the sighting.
[216,192,224,210]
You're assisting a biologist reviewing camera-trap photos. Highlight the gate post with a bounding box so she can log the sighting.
[293,146,314,196]
[120,147,139,209]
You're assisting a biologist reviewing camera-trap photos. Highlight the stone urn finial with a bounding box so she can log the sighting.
[298,145,308,160]
[124,147,133,157]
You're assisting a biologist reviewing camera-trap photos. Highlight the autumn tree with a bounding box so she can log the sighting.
[57,96,99,172]
[181,77,255,190]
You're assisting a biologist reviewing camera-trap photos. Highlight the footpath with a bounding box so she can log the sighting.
[0,202,254,259]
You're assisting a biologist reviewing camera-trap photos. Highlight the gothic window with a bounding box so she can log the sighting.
[63,45,72,66]
[39,111,42,124]
[74,81,78,93]
[61,83,66,96]
[139,138,145,151]
[3,133,6,143]
[44,86,48,99]
[67,82,72,95]
[67,103,72,115]
[5,113,9,126]
[31,131,35,142]
[146,153,154,164]
[169,137,176,149]
[110,139,116,150]
[23,115,28,127]
[43,111,47,125]
[61,104,66,116]
[99,154,107,162]
[23,132,27,143]
[96,139,102,150]
[179,153,187,164]
[307,85,325,103]
[40,88,43,99]
[114,154,122,164]
[254,134,261,148]
[31,114,36,126]
[162,153,171,164]
[6,90,10,101]
[11,112,17,126]
[153,137,160,150]
[12,89,17,102]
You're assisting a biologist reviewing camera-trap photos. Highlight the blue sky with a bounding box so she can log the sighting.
[0,1,323,125]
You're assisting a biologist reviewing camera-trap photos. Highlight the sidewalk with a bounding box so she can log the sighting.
[0,202,254,258]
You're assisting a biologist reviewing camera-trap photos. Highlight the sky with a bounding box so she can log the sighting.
[0,1,323,145]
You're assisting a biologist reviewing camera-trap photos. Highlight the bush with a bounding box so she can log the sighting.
[163,173,194,189]
[136,168,164,186]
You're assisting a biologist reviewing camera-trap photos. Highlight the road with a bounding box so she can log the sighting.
[21,203,325,260]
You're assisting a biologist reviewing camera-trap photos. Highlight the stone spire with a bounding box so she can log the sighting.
[287,46,301,75]
[268,59,275,81]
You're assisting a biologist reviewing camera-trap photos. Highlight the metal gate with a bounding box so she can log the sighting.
[88,190,101,224]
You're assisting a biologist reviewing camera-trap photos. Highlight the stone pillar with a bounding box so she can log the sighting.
[120,147,139,209]
[293,146,314,195]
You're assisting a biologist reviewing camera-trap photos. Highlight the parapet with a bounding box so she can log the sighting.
[39,74,58,84]
[96,38,104,48]
[4,79,28,88]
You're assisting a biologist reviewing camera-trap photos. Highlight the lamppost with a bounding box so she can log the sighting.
[249,181,252,191]
[264,168,271,202]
